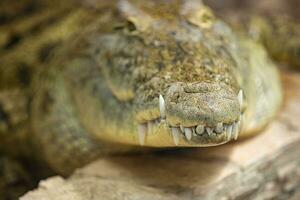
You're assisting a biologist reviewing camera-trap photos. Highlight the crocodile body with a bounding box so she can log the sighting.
[2,0,299,175]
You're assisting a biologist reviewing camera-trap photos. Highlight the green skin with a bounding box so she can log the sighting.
[28,0,285,174]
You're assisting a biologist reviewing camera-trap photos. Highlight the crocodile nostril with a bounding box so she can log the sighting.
[165,82,240,127]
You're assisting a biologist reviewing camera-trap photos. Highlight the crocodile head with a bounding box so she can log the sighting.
[89,0,246,147]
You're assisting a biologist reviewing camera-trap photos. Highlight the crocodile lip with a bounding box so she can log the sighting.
[136,89,244,146]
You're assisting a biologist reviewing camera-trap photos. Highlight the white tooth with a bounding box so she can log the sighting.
[180,125,184,133]
[192,127,196,135]
[215,122,223,134]
[238,90,243,109]
[171,127,180,145]
[224,130,228,140]
[237,118,241,131]
[225,127,230,140]
[148,121,154,133]
[239,114,244,131]
[196,125,204,135]
[226,125,233,140]
[159,94,166,118]
[232,122,239,140]
[138,123,147,145]
[184,128,192,140]
[234,130,239,140]
[206,127,213,136]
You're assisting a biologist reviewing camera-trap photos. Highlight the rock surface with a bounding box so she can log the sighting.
[21,70,300,199]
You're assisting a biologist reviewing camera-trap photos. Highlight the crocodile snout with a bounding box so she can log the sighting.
[165,82,241,127]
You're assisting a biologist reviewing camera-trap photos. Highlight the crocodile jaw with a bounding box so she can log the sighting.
[136,89,244,146]
[137,115,244,147]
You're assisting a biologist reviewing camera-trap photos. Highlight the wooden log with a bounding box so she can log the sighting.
[21,70,300,199]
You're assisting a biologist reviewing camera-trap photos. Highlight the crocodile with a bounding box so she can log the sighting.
[1,0,300,175]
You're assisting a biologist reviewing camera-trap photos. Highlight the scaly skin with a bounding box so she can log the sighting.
[24,0,284,174]
[249,15,300,69]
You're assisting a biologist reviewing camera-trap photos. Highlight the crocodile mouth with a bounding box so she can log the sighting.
[136,90,244,146]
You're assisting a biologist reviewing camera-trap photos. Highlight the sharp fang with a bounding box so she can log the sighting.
[192,127,196,135]
[196,125,204,135]
[184,128,192,140]
[215,122,223,134]
[206,127,213,136]
[171,127,180,145]
[239,114,244,132]
[225,127,230,140]
[238,90,243,109]
[159,94,166,118]
[232,122,239,140]
[226,125,233,140]
[138,123,147,145]
[180,125,184,133]
[234,131,239,140]
[237,117,242,132]
[224,129,228,140]
[148,121,154,134]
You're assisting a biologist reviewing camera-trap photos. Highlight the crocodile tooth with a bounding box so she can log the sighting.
[171,127,180,145]
[239,114,244,131]
[225,126,229,140]
[227,128,231,141]
[238,90,243,109]
[184,128,192,140]
[234,130,239,140]
[226,125,233,140]
[237,118,241,131]
[196,125,204,135]
[232,122,239,140]
[147,121,154,134]
[206,127,213,136]
[138,123,147,145]
[159,94,166,118]
[215,122,223,134]
[180,125,184,133]
[224,129,228,140]
[192,127,196,135]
